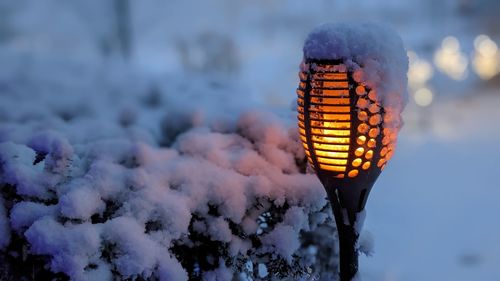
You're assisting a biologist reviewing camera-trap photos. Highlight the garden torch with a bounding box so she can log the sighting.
[297,43,402,279]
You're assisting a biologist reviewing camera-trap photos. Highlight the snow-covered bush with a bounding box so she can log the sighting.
[0,50,342,280]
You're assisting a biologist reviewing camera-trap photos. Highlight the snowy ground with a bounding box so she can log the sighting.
[360,93,500,281]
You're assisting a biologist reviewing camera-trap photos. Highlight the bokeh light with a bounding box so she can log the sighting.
[414,87,434,107]
[434,36,468,80]
[472,34,499,80]
[407,50,434,89]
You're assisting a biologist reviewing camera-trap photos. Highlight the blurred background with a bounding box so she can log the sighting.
[0,0,499,280]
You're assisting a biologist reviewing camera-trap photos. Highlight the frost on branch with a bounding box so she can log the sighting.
[0,57,342,280]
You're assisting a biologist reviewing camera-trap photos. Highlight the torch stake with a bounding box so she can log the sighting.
[328,190,360,281]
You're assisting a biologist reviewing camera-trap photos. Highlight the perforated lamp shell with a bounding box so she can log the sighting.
[297,59,397,214]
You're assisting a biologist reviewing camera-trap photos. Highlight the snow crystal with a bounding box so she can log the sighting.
[102,216,159,278]
[358,230,375,257]
[303,22,408,129]
[261,224,301,263]
[59,186,105,220]
[258,263,268,278]
[10,201,57,232]
[25,217,102,281]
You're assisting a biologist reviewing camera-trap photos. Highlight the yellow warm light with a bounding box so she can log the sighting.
[320,164,346,172]
[311,121,350,129]
[312,89,350,97]
[313,81,349,88]
[312,136,350,144]
[357,136,366,145]
[352,158,362,167]
[317,157,348,165]
[355,147,364,157]
[311,105,351,112]
[314,143,349,151]
[314,150,349,158]
[311,128,350,136]
[297,65,393,180]
[365,150,374,160]
[348,170,359,178]
[362,162,371,170]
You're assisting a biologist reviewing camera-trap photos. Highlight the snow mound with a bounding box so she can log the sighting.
[303,22,409,129]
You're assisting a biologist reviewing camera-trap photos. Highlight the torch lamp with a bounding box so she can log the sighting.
[297,59,397,280]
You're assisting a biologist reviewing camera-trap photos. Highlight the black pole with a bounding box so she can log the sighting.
[328,190,360,281]
[336,217,359,281]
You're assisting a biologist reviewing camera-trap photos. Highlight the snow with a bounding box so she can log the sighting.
[303,22,409,130]
[0,50,331,279]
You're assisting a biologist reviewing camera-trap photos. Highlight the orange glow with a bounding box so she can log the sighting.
[358,111,368,121]
[357,98,369,109]
[299,72,308,80]
[367,139,376,148]
[368,104,380,113]
[386,150,394,160]
[296,89,305,97]
[357,136,367,145]
[314,150,349,158]
[380,147,388,157]
[355,147,365,157]
[324,114,350,121]
[368,128,380,138]
[316,81,349,88]
[313,72,348,80]
[314,143,350,151]
[311,97,351,105]
[362,162,371,170]
[358,123,369,133]
[365,150,374,160]
[312,98,350,106]
[311,105,351,112]
[311,121,350,129]
[320,164,346,172]
[311,128,350,136]
[368,90,377,101]
[356,85,366,95]
[348,170,359,178]
[312,89,350,97]
[317,157,348,165]
[352,158,362,167]
[312,136,350,144]
[369,115,382,126]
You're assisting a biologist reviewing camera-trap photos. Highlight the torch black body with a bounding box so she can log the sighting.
[297,59,390,280]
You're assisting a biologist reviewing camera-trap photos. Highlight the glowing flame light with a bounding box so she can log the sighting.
[472,34,500,80]
[434,36,468,81]
[297,64,397,179]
